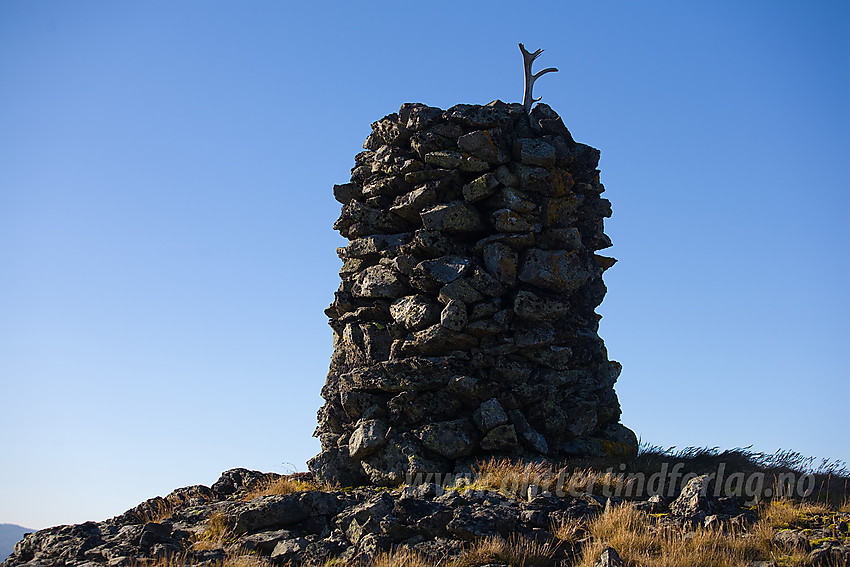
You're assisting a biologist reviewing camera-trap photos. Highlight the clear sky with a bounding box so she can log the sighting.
[1,1,847,530]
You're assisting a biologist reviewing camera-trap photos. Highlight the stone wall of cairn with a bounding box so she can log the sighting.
[309,100,638,486]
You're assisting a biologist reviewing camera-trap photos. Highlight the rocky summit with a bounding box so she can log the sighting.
[310,101,637,487]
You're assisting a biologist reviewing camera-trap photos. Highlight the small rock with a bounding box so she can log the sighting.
[670,475,716,517]
[440,300,468,331]
[595,546,622,567]
[463,172,500,203]
[473,398,509,432]
[773,529,810,552]
[480,425,519,452]
[348,419,388,459]
[390,295,441,331]
[482,242,518,286]
[515,138,556,167]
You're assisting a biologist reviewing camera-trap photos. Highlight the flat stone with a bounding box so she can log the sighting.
[352,265,409,298]
[462,173,499,203]
[513,290,569,321]
[447,101,523,129]
[390,185,439,223]
[414,255,471,283]
[437,279,483,304]
[515,138,556,167]
[518,248,591,293]
[425,150,464,169]
[344,233,410,258]
[420,202,484,233]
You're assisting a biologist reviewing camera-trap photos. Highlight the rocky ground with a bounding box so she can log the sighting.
[4,466,849,567]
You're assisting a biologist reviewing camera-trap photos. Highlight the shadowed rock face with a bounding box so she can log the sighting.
[310,100,637,486]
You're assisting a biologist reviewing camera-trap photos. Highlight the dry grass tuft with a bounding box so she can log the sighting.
[470,457,632,499]
[130,550,267,567]
[368,547,435,567]
[453,534,559,567]
[551,515,586,544]
[242,473,337,500]
[130,497,175,524]
[761,498,832,530]
[191,512,237,551]
[578,502,765,567]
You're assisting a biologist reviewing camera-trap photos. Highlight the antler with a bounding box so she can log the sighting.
[519,43,558,113]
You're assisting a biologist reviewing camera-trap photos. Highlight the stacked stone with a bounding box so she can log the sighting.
[310,100,637,486]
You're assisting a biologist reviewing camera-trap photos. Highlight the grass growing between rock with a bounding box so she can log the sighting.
[191,512,237,551]
[466,457,631,499]
[242,473,338,501]
[575,503,767,567]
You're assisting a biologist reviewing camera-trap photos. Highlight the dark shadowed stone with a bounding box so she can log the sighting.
[513,290,569,321]
[492,208,534,232]
[339,358,455,393]
[390,295,441,331]
[390,185,439,222]
[417,419,478,458]
[448,504,517,539]
[462,172,500,203]
[343,233,411,259]
[447,101,523,129]
[473,398,508,433]
[308,447,367,485]
[363,114,411,150]
[518,248,591,293]
[458,130,509,164]
[480,424,519,452]
[410,131,455,159]
[361,437,449,486]
[414,255,471,283]
[515,138,556,167]
[482,242,517,286]
[508,410,548,454]
[438,278,484,304]
[425,151,464,169]
[230,495,304,534]
[402,104,444,131]
[211,468,270,498]
[420,202,484,233]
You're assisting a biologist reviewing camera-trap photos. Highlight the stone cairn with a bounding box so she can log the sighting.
[309,100,637,486]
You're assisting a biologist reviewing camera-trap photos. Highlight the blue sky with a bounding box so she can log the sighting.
[1,1,847,529]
